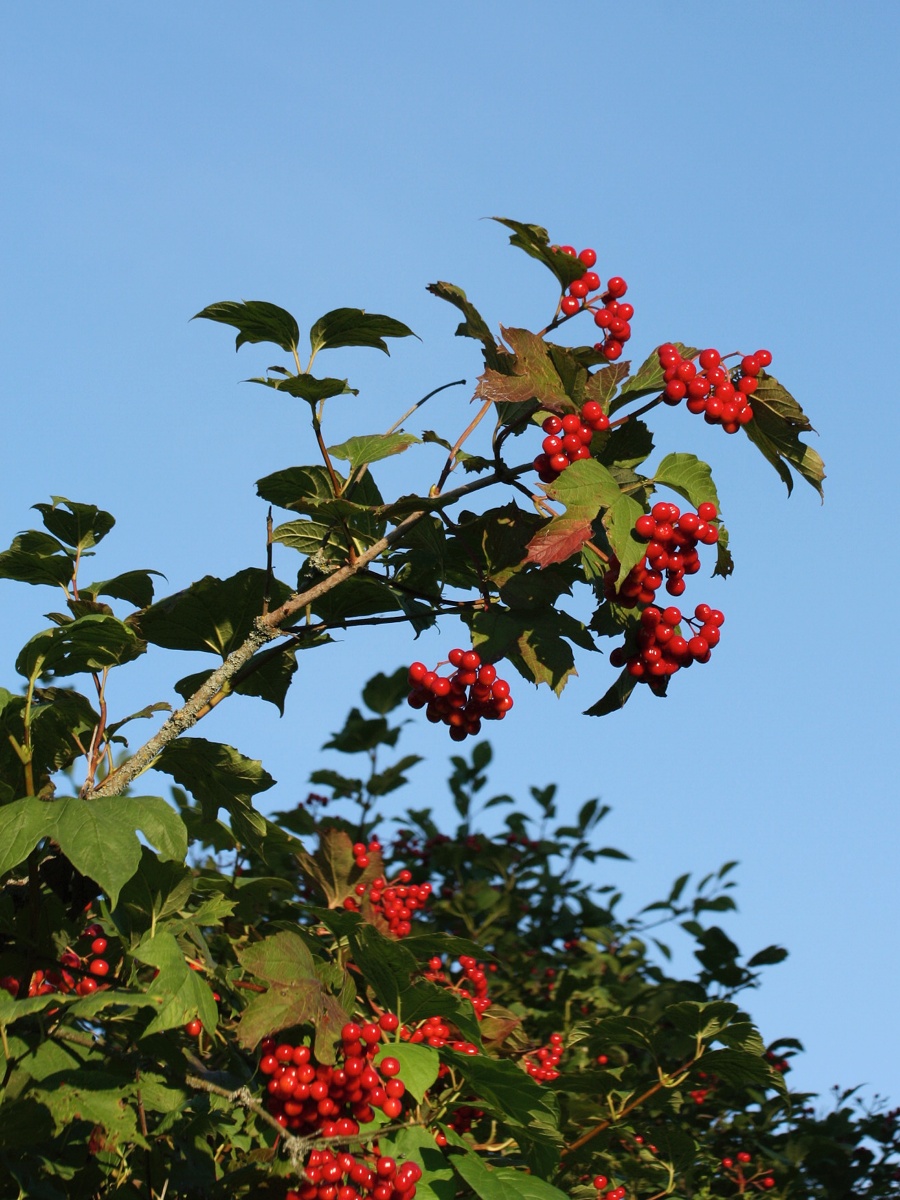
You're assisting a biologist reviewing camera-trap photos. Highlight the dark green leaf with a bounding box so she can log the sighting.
[16,615,145,680]
[32,498,115,551]
[492,217,586,290]
[584,668,638,717]
[194,300,300,353]
[744,373,825,496]
[308,308,417,356]
[247,373,358,403]
[426,281,497,359]
[87,569,163,609]
[154,738,274,856]
[138,569,292,658]
[362,667,410,715]
[0,530,75,588]
[133,930,219,1035]
[175,645,299,715]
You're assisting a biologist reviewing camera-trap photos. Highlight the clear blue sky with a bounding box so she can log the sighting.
[2,3,898,1104]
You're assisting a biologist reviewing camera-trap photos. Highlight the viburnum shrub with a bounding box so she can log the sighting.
[0,217,896,1198]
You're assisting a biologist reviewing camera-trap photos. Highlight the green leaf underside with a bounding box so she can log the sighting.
[194,300,300,353]
[327,432,420,475]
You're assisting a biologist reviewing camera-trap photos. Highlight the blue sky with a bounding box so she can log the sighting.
[2,3,899,1104]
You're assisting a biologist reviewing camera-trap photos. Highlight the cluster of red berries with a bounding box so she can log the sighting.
[424,954,492,1016]
[524,1031,565,1081]
[720,1151,775,1191]
[1,923,115,1000]
[605,502,720,606]
[592,1176,627,1200]
[286,1148,423,1200]
[532,401,611,483]
[407,650,513,740]
[259,1017,407,1133]
[658,344,772,434]
[610,602,724,681]
[345,868,433,938]
[553,245,634,361]
[405,1014,479,1055]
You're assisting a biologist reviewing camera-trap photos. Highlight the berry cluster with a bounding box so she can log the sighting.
[407,650,513,740]
[606,502,720,605]
[523,1031,565,1081]
[0,923,115,1000]
[610,602,724,681]
[593,1176,627,1200]
[286,1148,423,1200]
[719,1151,776,1191]
[424,953,491,1016]
[259,1017,407,1133]
[532,401,611,483]
[346,868,433,938]
[553,245,634,360]
[658,344,772,434]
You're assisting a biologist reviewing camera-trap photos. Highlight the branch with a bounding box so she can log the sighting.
[86,463,531,799]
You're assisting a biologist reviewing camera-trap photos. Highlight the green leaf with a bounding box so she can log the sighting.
[256,465,337,512]
[87,569,163,609]
[598,417,654,470]
[613,342,698,411]
[16,614,145,679]
[452,1154,569,1200]
[652,452,721,513]
[526,459,622,569]
[492,218,587,290]
[113,847,195,936]
[446,1056,564,1147]
[154,738,274,856]
[0,530,75,588]
[236,930,348,1060]
[744,373,825,496]
[133,930,219,1035]
[665,999,738,1039]
[386,1125,457,1200]
[247,373,358,403]
[476,327,573,411]
[38,1068,145,1144]
[362,667,410,715]
[194,300,300,353]
[697,1047,778,1088]
[426,281,497,358]
[32,497,115,550]
[138,569,292,657]
[374,1043,439,1102]
[0,794,186,906]
[602,492,647,586]
[175,645,299,716]
[308,308,417,356]
[0,795,52,876]
[324,707,400,754]
[327,432,420,475]
[584,668,638,717]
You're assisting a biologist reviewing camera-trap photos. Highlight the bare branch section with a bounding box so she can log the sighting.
[86,464,531,799]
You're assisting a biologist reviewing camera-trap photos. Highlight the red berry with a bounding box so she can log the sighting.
[185,1018,202,1037]
[380,1056,401,1077]
[606,276,627,297]
[560,296,580,316]
[698,348,720,370]
[90,937,108,956]
[578,247,597,267]
[89,958,110,977]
